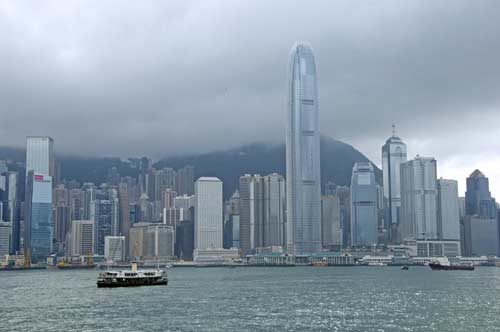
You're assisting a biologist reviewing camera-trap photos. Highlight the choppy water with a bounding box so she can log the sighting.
[1,266,500,331]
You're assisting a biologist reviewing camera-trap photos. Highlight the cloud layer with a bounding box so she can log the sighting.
[0,0,499,196]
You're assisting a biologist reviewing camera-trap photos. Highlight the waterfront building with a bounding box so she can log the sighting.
[350,163,378,246]
[463,216,499,256]
[2,172,20,253]
[381,126,407,241]
[129,222,175,259]
[286,42,322,255]
[238,174,254,254]
[400,156,438,241]
[24,172,53,260]
[26,136,55,178]
[416,240,461,257]
[68,220,94,257]
[262,173,286,248]
[321,195,342,250]
[176,217,194,259]
[0,221,11,256]
[193,247,239,263]
[437,179,460,241]
[194,177,223,251]
[104,236,126,262]
[239,173,285,254]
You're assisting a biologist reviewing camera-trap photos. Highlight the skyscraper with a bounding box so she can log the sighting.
[465,169,497,219]
[239,173,286,254]
[24,172,53,260]
[350,162,378,246]
[194,177,223,251]
[437,179,460,241]
[2,172,20,253]
[68,220,94,256]
[400,156,438,241]
[286,42,322,255]
[26,136,55,178]
[321,195,342,250]
[118,182,130,257]
[381,126,407,241]
[91,188,119,255]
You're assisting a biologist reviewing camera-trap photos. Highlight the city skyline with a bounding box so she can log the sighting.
[0,1,499,199]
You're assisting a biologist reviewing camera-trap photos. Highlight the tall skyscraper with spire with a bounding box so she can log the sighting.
[286,42,321,255]
[381,125,407,241]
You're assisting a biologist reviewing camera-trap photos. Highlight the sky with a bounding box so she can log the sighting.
[0,0,499,197]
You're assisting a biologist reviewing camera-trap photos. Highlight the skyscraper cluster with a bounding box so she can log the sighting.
[0,41,498,266]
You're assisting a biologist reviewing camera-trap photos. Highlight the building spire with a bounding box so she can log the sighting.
[392,123,396,137]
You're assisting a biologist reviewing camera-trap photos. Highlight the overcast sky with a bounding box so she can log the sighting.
[0,0,499,197]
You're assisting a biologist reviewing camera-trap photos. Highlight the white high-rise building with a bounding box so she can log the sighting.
[437,179,460,241]
[400,156,438,241]
[194,177,223,250]
[69,220,94,256]
[381,126,407,240]
[26,136,54,178]
[286,42,322,255]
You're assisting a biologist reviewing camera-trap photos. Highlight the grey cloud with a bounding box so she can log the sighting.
[0,0,499,194]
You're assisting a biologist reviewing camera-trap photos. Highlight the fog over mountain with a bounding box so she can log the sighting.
[0,1,499,196]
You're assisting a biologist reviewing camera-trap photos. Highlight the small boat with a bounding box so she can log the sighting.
[312,260,328,267]
[401,265,409,270]
[97,262,168,288]
[367,262,387,266]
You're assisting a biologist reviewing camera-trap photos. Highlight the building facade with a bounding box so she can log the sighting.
[437,179,460,241]
[465,169,497,219]
[26,136,55,178]
[321,195,342,249]
[350,162,378,246]
[194,177,223,251]
[129,222,175,259]
[69,220,94,256]
[381,129,407,240]
[24,173,53,260]
[104,236,125,262]
[286,42,322,255]
[400,157,438,241]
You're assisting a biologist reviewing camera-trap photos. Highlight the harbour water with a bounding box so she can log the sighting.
[2,266,500,331]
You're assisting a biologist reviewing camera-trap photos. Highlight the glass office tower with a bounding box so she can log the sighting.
[286,42,322,255]
[25,172,53,260]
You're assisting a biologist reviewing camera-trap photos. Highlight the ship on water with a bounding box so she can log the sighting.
[429,258,474,271]
[97,261,168,288]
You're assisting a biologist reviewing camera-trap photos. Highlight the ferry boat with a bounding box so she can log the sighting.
[97,262,168,288]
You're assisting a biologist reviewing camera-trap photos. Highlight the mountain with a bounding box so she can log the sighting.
[0,136,381,199]
[155,136,381,199]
